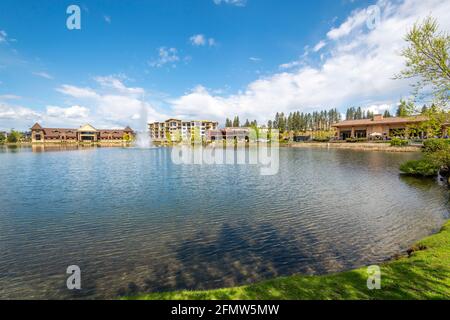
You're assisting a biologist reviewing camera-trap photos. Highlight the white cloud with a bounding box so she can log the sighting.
[249,57,262,62]
[279,61,301,70]
[33,71,53,80]
[327,7,369,40]
[0,99,41,130]
[189,34,217,47]
[170,0,450,123]
[149,47,180,68]
[0,94,21,100]
[0,104,40,120]
[46,105,89,119]
[190,34,206,46]
[55,76,169,130]
[170,85,229,120]
[208,38,216,47]
[57,85,100,99]
[363,104,393,115]
[94,76,144,95]
[0,30,8,43]
[313,40,326,52]
[0,75,172,130]
[213,0,246,6]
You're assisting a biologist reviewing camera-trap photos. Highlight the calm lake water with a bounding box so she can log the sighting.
[0,145,448,299]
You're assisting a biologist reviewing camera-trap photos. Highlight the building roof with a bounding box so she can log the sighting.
[225,127,247,129]
[165,118,182,122]
[78,124,97,132]
[31,123,133,137]
[99,129,126,138]
[31,123,43,130]
[42,128,77,138]
[150,119,218,125]
[331,116,428,127]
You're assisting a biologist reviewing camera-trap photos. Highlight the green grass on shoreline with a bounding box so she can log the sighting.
[126,221,450,300]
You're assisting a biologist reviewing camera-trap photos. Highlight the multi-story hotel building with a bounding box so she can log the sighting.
[149,119,218,142]
[31,123,134,143]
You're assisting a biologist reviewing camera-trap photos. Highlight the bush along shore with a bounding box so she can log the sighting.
[400,139,450,180]
[288,141,421,152]
[125,220,450,300]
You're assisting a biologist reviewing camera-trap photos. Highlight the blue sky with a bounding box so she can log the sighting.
[0,0,449,130]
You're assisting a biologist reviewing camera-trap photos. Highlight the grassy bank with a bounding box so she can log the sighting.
[289,142,421,152]
[126,221,450,300]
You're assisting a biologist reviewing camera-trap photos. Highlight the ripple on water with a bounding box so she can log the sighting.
[0,146,447,299]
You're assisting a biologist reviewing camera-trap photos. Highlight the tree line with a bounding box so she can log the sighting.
[224,100,442,135]
[0,130,24,144]
[345,107,392,120]
[225,108,342,133]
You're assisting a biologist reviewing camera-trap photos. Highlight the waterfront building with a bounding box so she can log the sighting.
[149,119,218,142]
[331,114,429,140]
[149,119,182,142]
[181,121,192,141]
[30,123,134,143]
[207,127,253,142]
[149,121,166,140]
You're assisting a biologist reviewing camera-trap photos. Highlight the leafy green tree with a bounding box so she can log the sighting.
[0,132,5,144]
[396,16,450,106]
[423,138,449,154]
[123,133,132,142]
[355,107,363,120]
[6,130,22,143]
[383,110,392,118]
[169,129,181,142]
[232,116,240,127]
[191,126,202,144]
[165,130,172,143]
[396,99,415,117]
[346,107,355,120]
[422,107,448,137]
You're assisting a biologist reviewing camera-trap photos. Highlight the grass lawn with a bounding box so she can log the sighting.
[126,220,450,300]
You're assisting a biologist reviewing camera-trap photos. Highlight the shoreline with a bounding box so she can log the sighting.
[287,142,422,152]
[1,141,422,153]
[126,219,450,300]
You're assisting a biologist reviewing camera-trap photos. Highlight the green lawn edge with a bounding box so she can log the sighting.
[125,220,450,300]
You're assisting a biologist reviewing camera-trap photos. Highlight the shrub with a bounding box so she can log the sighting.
[6,130,22,143]
[426,149,450,170]
[313,137,330,142]
[423,139,450,154]
[399,159,439,177]
[390,137,409,147]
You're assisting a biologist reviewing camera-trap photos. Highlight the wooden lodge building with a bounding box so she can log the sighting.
[331,114,430,140]
[31,123,134,143]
